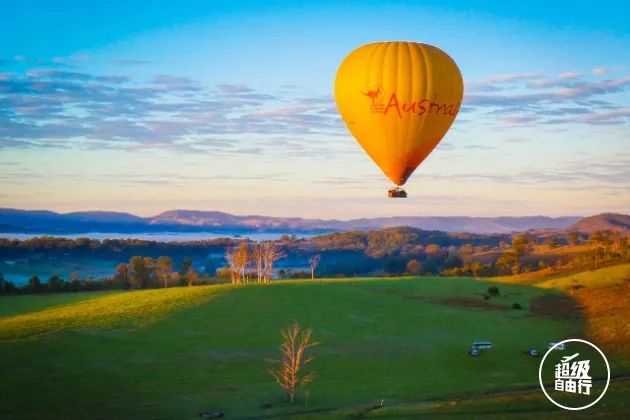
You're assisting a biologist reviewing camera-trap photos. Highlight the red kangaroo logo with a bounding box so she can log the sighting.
[362,86,382,105]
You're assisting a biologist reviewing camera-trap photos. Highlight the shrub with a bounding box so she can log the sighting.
[512,302,523,310]
[487,286,500,296]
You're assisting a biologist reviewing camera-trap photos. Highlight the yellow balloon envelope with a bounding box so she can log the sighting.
[334,42,463,188]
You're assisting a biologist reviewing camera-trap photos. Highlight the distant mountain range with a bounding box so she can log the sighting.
[0,208,599,235]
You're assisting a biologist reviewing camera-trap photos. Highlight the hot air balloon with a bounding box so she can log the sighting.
[334,42,463,198]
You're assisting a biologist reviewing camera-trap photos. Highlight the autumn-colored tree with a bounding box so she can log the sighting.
[425,243,441,255]
[185,267,199,287]
[496,250,519,275]
[470,262,483,277]
[567,230,580,246]
[589,231,606,244]
[170,271,181,286]
[113,263,129,287]
[309,254,321,279]
[406,259,421,275]
[269,323,319,404]
[512,234,534,257]
[545,235,559,249]
[459,243,474,264]
[155,256,173,288]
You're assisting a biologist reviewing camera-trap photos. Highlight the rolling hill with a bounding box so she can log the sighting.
[1,271,628,418]
[0,276,590,417]
[569,213,630,235]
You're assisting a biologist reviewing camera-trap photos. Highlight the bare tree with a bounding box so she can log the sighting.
[225,247,240,284]
[308,254,320,280]
[235,242,250,284]
[269,323,319,404]
[252,242,264,284]
[262,241,285,284]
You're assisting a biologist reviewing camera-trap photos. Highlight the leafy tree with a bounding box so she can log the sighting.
[184,267,199,287]
[406,259,421,275]
[0,273,16,294]
[143,257,157,287]
[512,234,533,257]
[444,254,463,269]
[27,275,42,292]
[114,263,130,288]
[421,256,440,275]
[496,250,519,275]
[567,230,580,246]
[545,235,559,249]
[425,244,441,255]
[590,231,605,244]
[48,274,64,292]
[470,262,483,277]
[129,256,150,289]
[181,257,193,277]
[459,244,474,264]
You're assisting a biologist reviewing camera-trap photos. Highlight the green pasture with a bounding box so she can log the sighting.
[536,263,630,290]
[0,275,627,418]
[0,290,117,317]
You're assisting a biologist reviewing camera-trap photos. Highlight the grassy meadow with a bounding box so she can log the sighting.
[1,269,629,418]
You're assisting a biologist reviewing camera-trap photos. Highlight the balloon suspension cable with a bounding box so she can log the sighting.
[388,186,407,198]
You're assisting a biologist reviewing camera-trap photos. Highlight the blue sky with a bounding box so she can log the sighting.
[1,0,628,218]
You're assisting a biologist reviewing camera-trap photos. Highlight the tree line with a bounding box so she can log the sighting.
[0,241,322,294]
[1,229,628,294]
[0,255,207,294]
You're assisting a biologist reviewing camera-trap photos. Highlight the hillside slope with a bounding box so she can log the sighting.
[569,213,630,235]
[502,263,630,355]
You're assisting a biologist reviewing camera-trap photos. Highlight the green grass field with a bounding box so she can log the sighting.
[1,273,628,418]
[0,290,119,317]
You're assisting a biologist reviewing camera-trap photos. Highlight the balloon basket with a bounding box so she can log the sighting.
[388,187,407,198]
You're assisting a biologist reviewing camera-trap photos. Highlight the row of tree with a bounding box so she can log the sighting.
[0,255,207,294]
[114,256,202,289]
[0,272,135,294]
[221,242,321,285]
